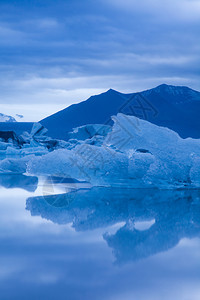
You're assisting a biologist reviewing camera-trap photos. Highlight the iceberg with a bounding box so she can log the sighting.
[0,130,20,147]
[105,114,200,161]
[26,113,200,188]
[67,124,112,148]
[0,156,33,174]
[1,113,199,188]
[105,113,200,186]
[0,141,14,151]
[5,145,48,156]
[30,122,48,138]
[0,122,66,157]
[68,124,112,141]
[19,122,48,145]
[27,145,136,186]
[189,155,200,187]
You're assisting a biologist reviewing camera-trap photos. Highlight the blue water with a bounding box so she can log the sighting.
[0,174,200,300]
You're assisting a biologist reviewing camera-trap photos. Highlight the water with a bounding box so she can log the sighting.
[0,174,200,300]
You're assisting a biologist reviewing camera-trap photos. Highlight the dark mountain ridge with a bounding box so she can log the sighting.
[41,84,200,139]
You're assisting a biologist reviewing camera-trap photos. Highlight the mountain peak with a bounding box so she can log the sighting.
[155,83,183,91]
[106,88,119,94]
[41,84,200,140]
[142,84,199,98]
[155,83,197,92]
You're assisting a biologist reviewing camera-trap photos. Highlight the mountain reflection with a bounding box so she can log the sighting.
[26,187,200,263]
[0,174,38,192]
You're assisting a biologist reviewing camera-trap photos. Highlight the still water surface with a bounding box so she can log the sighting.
[0,174,200,300]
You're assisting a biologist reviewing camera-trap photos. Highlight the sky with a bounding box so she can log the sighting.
[0,0,200,121]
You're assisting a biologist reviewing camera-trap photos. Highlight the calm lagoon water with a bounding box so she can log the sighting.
[0,174,200,300]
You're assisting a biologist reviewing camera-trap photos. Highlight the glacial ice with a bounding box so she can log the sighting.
[27,145,135,186]
[5,145,48,156]
[30,122,48,138]
[0,122,68,157]
[1,113,200,188]
[0,141,14,151]
[68,124,112,141]
[0,156,33,174]
[105,114,200,187]
[26,113,200,188]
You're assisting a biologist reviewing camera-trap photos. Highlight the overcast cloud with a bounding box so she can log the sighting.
[0,0,199,121]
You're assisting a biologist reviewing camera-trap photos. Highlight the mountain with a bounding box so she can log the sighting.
[0,113,16,122]
[41,84,200,139]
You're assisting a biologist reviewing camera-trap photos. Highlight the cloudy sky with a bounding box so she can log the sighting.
[0,0,200,121]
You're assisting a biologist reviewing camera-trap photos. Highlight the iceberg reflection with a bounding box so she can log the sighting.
[0,174,38,192]
[26,187,200,263]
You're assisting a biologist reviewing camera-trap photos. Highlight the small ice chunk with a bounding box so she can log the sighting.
[31,123,48,137]
[68,124,112,141]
